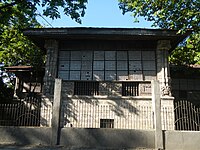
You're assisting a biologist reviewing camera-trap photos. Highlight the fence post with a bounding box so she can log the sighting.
[152,80,163,150]
[51,78,62,145]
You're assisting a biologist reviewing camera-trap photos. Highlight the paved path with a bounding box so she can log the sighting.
[0,145,63,150]
[0,145,155,150]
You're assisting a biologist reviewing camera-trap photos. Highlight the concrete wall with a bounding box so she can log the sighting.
[164,131,200,150]
[2,127,200,150]
[61,81,174,130]
[0,127,51,146]
[61,97,154,129]
[0,127,155,149]
[60,128,155,149]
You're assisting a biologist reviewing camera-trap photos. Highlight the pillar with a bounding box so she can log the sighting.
[152,80,163,150]
[52,78,62,145]
[156,40,175,130]
[156,40,171,96]
[43,39,59,98]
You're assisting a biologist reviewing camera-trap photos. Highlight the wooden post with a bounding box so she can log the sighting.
[152,80,163,150]
[51,78,62,145]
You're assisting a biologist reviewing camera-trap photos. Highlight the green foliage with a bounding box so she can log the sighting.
[169,32,200,65]
[119,0,199,32]
[119,0,200,65]
[0,0,88,68]
[0,0,88,27]
[0,26,44,68]
[0,0,88,100]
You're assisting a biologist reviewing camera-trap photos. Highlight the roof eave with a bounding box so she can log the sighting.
[23,27,191,52]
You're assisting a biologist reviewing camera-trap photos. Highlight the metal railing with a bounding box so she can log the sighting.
[0,93,52,127]
[174,100,200,131]
[122,82,139,96]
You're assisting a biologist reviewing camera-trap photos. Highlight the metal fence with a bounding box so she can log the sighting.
[174,100,200,131]
[61,98,174,130]
[0,93,52,127]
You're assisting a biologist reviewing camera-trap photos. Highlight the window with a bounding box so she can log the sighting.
[100,119,114,128]
[179,90,187,99]
[122,82,139,96]
[58,50,156,81]
[74,81,99,96]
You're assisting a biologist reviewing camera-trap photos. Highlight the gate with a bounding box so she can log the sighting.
[0,93,41,126]
[174,100,200,131]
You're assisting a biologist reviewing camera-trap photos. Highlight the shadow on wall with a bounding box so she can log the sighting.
[62,95,140,124]
[0,127,51,145]
[60,128,155,149]
[60,81,153,128]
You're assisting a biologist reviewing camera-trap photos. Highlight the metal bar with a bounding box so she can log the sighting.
[179,100,183,130]
[187,101,192,130]
[194,104,198,131]
[197,108,200,131]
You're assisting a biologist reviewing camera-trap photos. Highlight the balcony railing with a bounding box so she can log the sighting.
[72,81,151,97]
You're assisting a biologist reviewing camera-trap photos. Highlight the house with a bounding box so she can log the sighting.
[170,65,200,130]
[23,27,189,130]
[5,66,44,99]
[171,64,200,105]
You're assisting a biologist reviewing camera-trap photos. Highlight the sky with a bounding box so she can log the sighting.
[37,0,154,28]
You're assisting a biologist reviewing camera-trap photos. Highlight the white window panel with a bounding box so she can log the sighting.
[70,71,80,80]
[117,61,127,70]
[71,51,82,60]
[128,51,141,60]
[105,71,116,81]
[94,51,104,60]
[82,51,92,60]
[93,71,104,81]
[70,61,81,70]
[117,71,128,81]
[129,61,142,71]
[105,51,116,60]
[58,61,69,71]
[142,51,155,60]
[143,61,156,71]
[58,71,69,80]
[105,61,116,70]
[81,71,92,80]
[81,61,92,70]
[129,71,143,80]
[93,61,104,70]
[117,51,127,60]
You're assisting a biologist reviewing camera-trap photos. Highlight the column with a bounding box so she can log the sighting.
[156,40,175,131]
[156,40,171,96]
[51,79,62,145]
[43,39,59,97]
[152,80,163,149]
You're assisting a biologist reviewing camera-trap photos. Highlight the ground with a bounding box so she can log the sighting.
[0,145,155,150]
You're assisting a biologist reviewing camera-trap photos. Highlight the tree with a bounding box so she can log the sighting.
[0,26,44,67]
[169,33,200,65]
[119,0,200,65]
[0,0,88,67]
[0,0,87,27]
[0,0,88,100]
